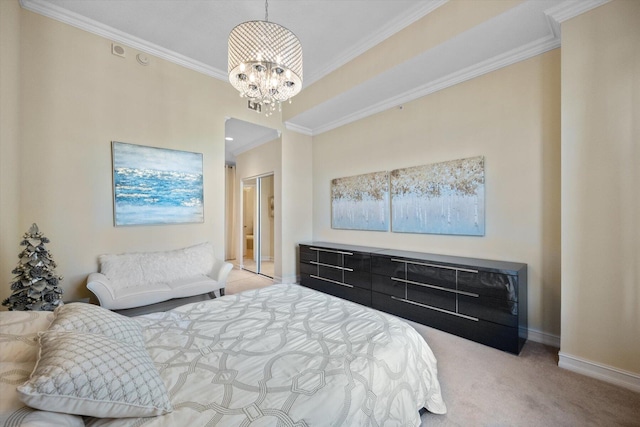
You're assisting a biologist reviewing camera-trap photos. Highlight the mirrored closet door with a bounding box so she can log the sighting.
[242,174,274,277]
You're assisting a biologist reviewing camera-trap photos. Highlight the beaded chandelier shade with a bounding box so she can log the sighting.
[228,2,303,116]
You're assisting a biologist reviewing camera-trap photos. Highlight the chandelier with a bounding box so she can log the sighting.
[228,0,303,116]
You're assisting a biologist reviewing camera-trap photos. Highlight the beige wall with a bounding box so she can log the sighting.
[560,0,640,375]
[311,50,561,339]
[0,0,22,307]
[280,130,314,282]
[0,5,283,305]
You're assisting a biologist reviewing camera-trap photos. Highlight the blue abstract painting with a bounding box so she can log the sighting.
[112,141,203,226]
[331,171,389,231]
[391,156,485,236]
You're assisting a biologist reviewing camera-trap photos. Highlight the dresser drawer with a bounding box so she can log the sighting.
[406,283,456,312]
[318,250,342,266]
[406,263,456,291]
[457,270,518,301]
[372,274,405,298]
[344,252,371,273]
[371,256,404,277]
[458,295,518,327]
[300,274,371,306]
[300,262,317,276]
[299,246,316,264]
[317,265,343,283]
[373,256,458,292]
[344,270,371,289]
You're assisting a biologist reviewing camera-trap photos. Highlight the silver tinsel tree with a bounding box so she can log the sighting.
[2,223,64,311]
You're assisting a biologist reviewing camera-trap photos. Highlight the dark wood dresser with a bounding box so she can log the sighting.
[299,242,527,354]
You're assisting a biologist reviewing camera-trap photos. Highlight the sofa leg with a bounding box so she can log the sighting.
[208,288,225,299]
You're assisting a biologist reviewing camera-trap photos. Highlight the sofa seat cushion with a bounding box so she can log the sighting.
[109,276,217,310]
[167,275,218,295]
[112,283,174,310]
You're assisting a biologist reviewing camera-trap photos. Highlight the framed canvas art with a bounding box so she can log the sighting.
[391,156,485,236]
[331,171,389,231]
[112,141,204,226]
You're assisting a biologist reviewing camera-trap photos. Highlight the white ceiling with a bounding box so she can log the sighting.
[20,0,609,157]
[225,118,279,164]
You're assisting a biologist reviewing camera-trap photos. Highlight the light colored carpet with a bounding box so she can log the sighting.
[412,320,640,426]
[223,273,640,426]
[226,267,274,294]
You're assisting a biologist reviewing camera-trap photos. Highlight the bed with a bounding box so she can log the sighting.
[1,283,446,426]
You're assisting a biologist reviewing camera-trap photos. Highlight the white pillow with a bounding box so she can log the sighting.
[0,311,84,427]
[17,331,172,418]
[48,302,145,347]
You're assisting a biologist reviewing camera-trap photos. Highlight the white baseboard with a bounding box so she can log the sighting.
[558,352,640,393]
[278,274,298,284]
[524,327,560,348]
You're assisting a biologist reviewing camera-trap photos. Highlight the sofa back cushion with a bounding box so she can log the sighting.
[99,242,214,290]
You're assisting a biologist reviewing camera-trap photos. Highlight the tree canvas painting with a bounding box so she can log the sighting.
[331,171,389,231]
[112,141,204,226]
[391,156,485,236]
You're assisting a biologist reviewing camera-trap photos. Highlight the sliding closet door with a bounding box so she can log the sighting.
[242,174,274,277]
[242,178,257,273]
[259,175,274,278]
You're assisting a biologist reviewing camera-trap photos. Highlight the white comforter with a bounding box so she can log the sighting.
[3,283,446,426]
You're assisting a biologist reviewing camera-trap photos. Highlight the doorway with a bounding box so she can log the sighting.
[242,174,274,278]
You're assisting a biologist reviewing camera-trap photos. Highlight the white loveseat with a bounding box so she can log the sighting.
[87,242,232,312]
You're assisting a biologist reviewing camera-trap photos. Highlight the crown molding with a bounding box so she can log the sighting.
[19,0,447,87]
[19,0,228,81]
[309,33,560,135]
[545,0,611,24]
[284,121,313,136]
[304,0,448,86]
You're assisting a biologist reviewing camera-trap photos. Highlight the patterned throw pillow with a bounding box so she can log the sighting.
[48,303,145,347]
[17,331,172,418]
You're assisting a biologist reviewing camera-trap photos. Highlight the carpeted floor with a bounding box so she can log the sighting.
[411,320,640,426]
[225,271,640,426]
[226,267,274,294]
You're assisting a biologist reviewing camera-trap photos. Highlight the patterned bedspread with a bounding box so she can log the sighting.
[1,283,446,426]
[87,284,446,426]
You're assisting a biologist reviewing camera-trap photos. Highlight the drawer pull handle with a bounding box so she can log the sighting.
[390,259,478,274]
[391,277,479,297]
[310,275,354,288]
[310,261,354,272]
[390,296,479,321]
[310,247,353,256]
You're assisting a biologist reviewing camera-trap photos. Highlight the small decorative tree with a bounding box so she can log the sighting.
[2,223,64,311]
